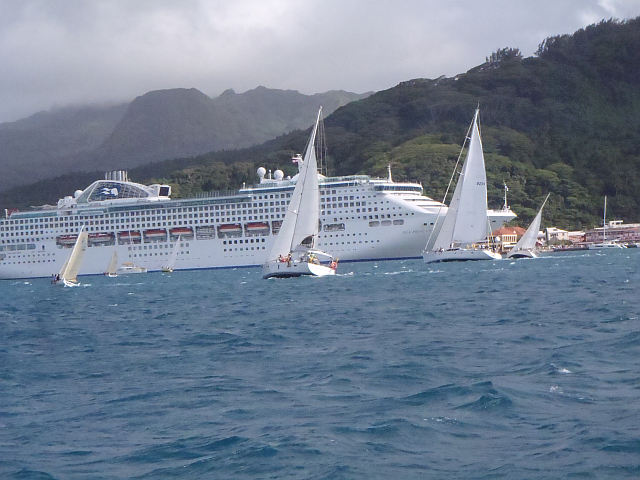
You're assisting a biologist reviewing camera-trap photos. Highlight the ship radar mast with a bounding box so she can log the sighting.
[502,182,509,211]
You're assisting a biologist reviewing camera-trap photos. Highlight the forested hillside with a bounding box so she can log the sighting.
[3,18,639,231]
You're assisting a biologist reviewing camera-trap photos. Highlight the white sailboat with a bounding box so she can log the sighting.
[52,228,88,286]
[423,109,501,263]
[262,108,338,278]
[162,236,180,272]
[104,251,118,277]
[589,196,626,249]
[507,193,550,259]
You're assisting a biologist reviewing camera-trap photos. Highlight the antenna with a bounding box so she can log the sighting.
[503,182,509,211]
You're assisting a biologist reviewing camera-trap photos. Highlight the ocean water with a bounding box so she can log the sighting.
[1,249,639,480]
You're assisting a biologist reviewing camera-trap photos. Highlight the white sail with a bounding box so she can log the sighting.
[59,229,88,284]
[267,108,321,262]
[163,236,181,271]
[432,151,465,251]
[508,193,549,255]
[105,251,118,275]
[451,110,489,245]
[432,110,489,250]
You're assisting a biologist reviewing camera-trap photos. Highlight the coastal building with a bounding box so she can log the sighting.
[584,220,640,243]
[546,227,569,243]
[492,226,527,253]
[568,231,586,243]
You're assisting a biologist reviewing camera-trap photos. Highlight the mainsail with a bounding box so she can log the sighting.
[105,251,118,275]
[432,110,489,250]
[59,229,88,284]
[266,108,321,262]
[510,193,549,253]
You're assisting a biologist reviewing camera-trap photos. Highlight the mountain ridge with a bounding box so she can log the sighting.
[0,87,370,191]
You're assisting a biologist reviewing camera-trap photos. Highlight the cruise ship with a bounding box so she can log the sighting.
[0,168,515,280]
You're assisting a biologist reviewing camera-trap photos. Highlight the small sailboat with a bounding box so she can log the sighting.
[162,236,180,273]
[52,228,88,286]
[104,251,118,277]
[423,109,501,263]
[507,193,550,259]
[589,196,626,249]
[262,108,338,278]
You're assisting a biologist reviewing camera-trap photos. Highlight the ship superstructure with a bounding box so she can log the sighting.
[0,169,515,279]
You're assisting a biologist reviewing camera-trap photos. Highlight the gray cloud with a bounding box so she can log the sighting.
[0,0,639,123]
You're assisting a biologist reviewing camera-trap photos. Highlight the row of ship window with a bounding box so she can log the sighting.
[0,194,392,227]
[1,197,401,231]
[0,216,406,247]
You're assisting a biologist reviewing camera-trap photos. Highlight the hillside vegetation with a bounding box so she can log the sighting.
[3,18,640,231]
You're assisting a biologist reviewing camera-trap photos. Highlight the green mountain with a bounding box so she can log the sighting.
[3,18,639,232]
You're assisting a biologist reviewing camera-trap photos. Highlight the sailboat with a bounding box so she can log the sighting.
[262,108,338,278]
[423,109,502,263]
[507,193,550,259]
[52,228,88,286]
[162,236,180,272]
[104,251,118,277]
[589,196,626,249]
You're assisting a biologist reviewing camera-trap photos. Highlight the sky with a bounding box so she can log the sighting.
[1,0,640,124]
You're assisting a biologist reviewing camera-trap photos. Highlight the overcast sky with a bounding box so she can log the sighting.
[1,0,639,124]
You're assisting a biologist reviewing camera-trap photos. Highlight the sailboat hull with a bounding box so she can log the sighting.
[423,248,502,263]
[262,260,336,278]
[506,249,537,259]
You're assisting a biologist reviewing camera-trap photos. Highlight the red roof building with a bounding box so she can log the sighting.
[492,226,527,253]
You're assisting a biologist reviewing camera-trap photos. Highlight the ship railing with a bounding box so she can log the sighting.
[321,175,370,184]
[193,189,241,199]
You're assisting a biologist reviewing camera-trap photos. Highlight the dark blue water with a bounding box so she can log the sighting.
[1,250,639,479]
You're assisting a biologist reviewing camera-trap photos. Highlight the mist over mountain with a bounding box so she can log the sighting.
[0,87,370,191]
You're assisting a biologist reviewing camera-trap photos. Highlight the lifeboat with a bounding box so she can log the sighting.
[170,227,193,235]
[246,221,269,231]
[117,230,142,244]
[170,226,194,240]
[245,221,270,236]
[118,230,141,238]
[88,232,115,246]
[217,223,242,238]
[144,228,167,238]
[56,234,78,247]
[143,228,167,243]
